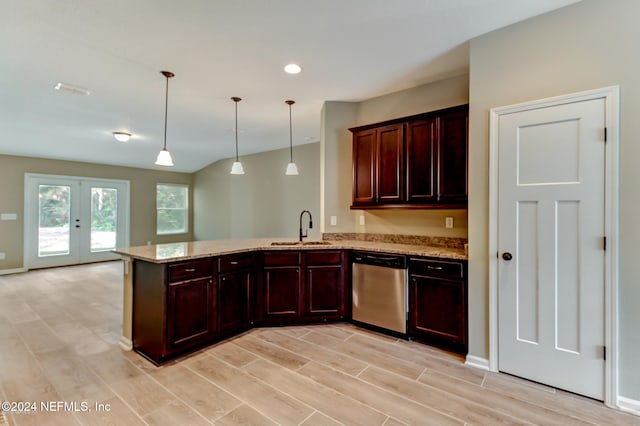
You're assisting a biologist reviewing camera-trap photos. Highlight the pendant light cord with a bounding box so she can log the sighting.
[235,100,239,161]
[287,100,294,162]
[289,104,293,161]
[163,73,170,150]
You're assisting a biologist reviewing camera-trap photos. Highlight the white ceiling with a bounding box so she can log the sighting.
[1,0,581,173]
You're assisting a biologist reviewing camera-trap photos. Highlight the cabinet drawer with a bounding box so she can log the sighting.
[218,253,257,272]
[263,251,300,266]
[168,260,212,283]
[305,250,342,265]
[409,258,464,280]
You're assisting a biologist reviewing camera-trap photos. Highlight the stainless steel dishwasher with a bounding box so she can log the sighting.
[351,251,408,334]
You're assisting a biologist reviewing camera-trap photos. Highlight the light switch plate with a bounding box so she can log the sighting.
[445,217,454,229]
[1,213,17,220]
[330,216,337,226]
[0,253,5,260]
[359,215,366,226]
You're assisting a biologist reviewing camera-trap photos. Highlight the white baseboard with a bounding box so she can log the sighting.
[0,267,28,276]
[465,354,490,371]
[119,336,133,351]
[618,396,640,416]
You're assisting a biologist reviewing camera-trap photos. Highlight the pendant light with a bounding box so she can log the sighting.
[285,100,299,175]
[155,71,175,167]
[230,96,245,175]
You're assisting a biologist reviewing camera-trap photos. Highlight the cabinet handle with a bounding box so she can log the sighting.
[185,268,196,272]
[230,261,239,265]
[427,266,443,270]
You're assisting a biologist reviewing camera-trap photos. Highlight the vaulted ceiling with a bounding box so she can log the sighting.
[0,0,580,172]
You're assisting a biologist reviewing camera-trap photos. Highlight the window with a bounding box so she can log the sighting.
[156,184,188,235]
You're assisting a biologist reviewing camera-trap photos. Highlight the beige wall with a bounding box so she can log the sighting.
[469,0,640,400]
[321,74,469,237]
[193,143,321,241]
[0,154,193,270]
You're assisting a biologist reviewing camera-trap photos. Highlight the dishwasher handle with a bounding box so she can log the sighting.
[351,251,407,269]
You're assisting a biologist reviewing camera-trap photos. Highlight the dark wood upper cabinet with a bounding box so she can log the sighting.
[406,118,437,203]
[376,124,404,203]
[352,129,376,204]
[350,105,468,209]
[437,109,468,204]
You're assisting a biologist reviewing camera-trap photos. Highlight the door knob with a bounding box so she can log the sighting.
[502,252,513,261]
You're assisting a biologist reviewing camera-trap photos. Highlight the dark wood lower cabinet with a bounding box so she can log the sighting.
[132,259,215,364]
[408,258,467,354]
[262,266,301,320]
[131,249,464,364]
[167,277,216,350]
[304,250,347,320]
[217,270,252,335]
[217,253,256,336]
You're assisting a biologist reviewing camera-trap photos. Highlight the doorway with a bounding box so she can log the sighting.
[24,174,130,269]
[488,87,619,404]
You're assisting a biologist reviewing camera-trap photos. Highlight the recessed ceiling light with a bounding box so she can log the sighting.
[54,82,91,95]
[284,63,302,74]
[113,132,132,142]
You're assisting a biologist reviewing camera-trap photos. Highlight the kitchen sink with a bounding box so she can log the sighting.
[270,241,332,246]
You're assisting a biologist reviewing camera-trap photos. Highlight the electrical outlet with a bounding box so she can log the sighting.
[0,252,5,260]
[359,215,366,226]
[445,217,454,229]
[330,216,337,226]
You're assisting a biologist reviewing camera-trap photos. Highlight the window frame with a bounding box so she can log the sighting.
[156,183,189,235]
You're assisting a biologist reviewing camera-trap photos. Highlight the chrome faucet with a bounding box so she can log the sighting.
[299,210,313,242]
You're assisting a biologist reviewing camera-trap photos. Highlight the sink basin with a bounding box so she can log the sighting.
[270,241,332,246]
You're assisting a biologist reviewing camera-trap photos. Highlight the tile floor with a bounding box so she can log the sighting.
[0,262,638,425]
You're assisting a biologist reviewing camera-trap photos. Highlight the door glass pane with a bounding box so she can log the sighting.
[38,185,71,257]
[91,187,117,252]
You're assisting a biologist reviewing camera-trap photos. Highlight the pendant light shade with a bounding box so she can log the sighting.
[230,96,245,175]
[285,100,299,175]
[155,71,175,167]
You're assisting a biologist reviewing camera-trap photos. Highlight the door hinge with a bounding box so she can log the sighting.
[603,345,607,361]
[603,236,607,251]
[604,127,607,143]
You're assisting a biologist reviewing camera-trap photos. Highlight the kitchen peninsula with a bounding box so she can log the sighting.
[114,237,467,364]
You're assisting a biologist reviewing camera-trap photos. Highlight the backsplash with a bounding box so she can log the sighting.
[322,233,467,249]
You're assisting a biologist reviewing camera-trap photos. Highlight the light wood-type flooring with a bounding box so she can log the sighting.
[0,261,637,425]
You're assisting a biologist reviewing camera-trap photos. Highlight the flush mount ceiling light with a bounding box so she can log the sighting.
[230,96,245,175]
[285,100,299,176]
[112,131,131,143]
[284,63,302,74]
[54,82,91,96]
[155,71,175,167]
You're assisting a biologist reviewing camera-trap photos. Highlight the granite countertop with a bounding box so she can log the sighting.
[113,237,467,263]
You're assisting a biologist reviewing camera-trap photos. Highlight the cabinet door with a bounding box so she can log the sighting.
[305,265,343,318]
[167,277,215,351]
[437,109,468,205]
[218,269,252,335]
[409,275,466,352]
[352,129,376,204]
[406,118,437,203]
[376,124,404,203]
[262,266,301,320]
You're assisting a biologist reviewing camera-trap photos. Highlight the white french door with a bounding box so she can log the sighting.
[25,174,129,269]
[496,96,607,400]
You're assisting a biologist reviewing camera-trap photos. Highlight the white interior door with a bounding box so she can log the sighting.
[25,174,129,269]
[497,98,606,400]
